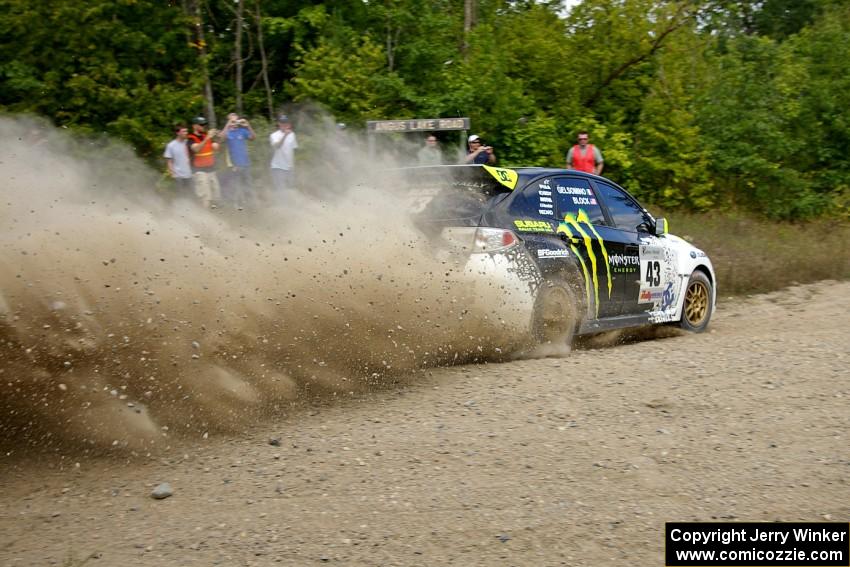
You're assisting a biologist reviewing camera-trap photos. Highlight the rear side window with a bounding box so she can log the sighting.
[593,181,648,232]
[548,177,606,224]
[508,178,558,219]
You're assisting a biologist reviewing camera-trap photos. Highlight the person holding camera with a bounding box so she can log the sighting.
[187,116,221,208]
[221,112,256,207]
[464,134,496,165]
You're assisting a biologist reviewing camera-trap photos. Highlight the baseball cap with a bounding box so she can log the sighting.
[468,134,480,143]
[192,116,207,125]
[277,114,290,123]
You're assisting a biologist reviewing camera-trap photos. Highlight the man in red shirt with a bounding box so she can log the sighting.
[566,131,604,175]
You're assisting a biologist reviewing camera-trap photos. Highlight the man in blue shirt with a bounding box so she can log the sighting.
[221,113,256,207]
[463,134,496,165]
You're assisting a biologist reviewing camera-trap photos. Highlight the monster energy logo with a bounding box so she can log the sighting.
[556,209,612,317]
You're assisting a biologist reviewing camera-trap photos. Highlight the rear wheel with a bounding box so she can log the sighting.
[532,280,577,345]
[679,271,713,332]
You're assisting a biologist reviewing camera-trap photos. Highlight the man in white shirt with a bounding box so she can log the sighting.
[163,125,193,194]
[269,115,298,195]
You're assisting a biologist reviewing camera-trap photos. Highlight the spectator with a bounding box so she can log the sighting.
[269,114,298,198]
[221,112,256,207]
[187,116,221,208]
[463,134,496,165]
[566,131,604,175]
[163,125,193,195]
[417,135,442,166]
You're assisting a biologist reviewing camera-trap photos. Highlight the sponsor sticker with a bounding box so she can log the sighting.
[557,185,588,196]
[556,208,613,318]
[609,253,640,267]
[513,220,553,233]
[640,245,664,261]
[572,196,597,206]
[661,281,676,310]
[537,248,570,259]
[482,165,519,190]
[639,289,663,303]
[609,252,639,273]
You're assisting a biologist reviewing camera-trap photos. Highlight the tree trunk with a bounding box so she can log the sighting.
[462,0,476,57]
[386,20,394,72]
[235,0,244,115]
[255,0,274,121]
[188,0,216,125]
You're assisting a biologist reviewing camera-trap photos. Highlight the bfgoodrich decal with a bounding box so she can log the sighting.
[537,248,570,259]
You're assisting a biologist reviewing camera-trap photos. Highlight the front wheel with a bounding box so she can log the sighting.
[679,271,713,332]
[532,280,578,345]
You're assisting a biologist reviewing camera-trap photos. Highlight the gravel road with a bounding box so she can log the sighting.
[2,280,848,566]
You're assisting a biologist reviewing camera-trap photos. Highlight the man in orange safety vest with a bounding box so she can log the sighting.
[566,131,604,175]
[187,116,221,208]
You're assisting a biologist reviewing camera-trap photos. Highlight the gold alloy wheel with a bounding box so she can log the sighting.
[684,279,709,327]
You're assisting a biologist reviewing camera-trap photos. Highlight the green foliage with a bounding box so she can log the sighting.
[694,25,844,219]
[0,0,197,157]
[788,2,850,217]
[631,32,714,210]
[288,35,410,123]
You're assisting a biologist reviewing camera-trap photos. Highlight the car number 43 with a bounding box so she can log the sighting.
[644,260,661,287]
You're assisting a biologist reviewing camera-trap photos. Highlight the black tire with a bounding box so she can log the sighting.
[532,280,578,345]
[679,270,713,332]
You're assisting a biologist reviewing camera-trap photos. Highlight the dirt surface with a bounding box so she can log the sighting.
[2,280,849,566]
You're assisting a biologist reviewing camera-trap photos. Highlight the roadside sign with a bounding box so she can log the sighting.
[367,118,470,133]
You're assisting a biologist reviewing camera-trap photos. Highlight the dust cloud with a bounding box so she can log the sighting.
[0,116,534,454]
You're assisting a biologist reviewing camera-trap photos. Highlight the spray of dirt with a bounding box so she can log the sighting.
[0,116,536,453]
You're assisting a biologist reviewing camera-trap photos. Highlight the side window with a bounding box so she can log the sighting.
[549,177,606,224]
[594,181,649,232]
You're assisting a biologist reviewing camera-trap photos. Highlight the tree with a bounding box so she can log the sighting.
[631,29,714,210]
[0,0,200,157]
[288,35,410,123]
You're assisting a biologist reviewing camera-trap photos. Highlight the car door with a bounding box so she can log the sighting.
[591,180,676,316]
[546,175,629,320]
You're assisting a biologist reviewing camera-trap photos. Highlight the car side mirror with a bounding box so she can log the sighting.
[653,218,669,236]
